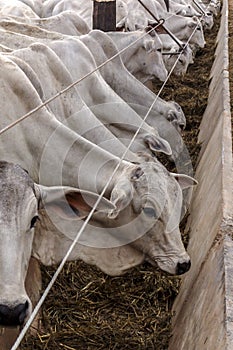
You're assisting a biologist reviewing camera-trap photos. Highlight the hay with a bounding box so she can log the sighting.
[22,262,180,350]
[21,14,221,350]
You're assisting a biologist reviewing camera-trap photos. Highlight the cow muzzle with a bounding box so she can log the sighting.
[0,301,29,327]
[176,260,191,275]
[151,256,191,275]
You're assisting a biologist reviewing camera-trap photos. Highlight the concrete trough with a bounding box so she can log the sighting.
[168,0,233,349]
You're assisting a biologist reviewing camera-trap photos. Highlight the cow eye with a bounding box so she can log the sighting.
[30,215,39,229]
[143,207,157,218]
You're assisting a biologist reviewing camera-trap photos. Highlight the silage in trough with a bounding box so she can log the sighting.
[21,14,220,350]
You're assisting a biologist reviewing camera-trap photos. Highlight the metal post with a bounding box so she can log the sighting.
[93,0,116,31]
[137,0,183,49]
[192,0,207,15]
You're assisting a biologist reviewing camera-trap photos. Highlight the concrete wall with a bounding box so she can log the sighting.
[168,0,233,348]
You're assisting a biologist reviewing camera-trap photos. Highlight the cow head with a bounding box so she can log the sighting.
[140,32,168,83]
[162,44,194,77]
[201,12,214,30]
[166,101,186,132]
[105,160,197,275]
[34,159,196,277]
[0,162,36,327]
[124,30,168,83]
[187,17,206,48]
[0,161,114,327]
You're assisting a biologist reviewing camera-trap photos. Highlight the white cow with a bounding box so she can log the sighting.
[0,161,114,327]
[155,0,201,16]
[158,14,206,49]
[171,0,215,27]
[159,34,194,76]
[0,24,187,160]
[0,18,165,84]
[0,55,195,321]
[42,0,129,29]
[0,21,185,122]
[0,10,90,36]
[7,43,155,162]
[208,0,221,15]
[43,37,172,156]
[0,26,185,166]
[7,40,171,157]
[35,14,168,84]
[2,37,190,206]
[117,1,206,49]
[117,0,128,24]
[18,0,43,16]
[0,20,64,46]
[6,37,193,214]
[0,53,194,256]
[0,24,186,128]
[190,0,219,17]
[10,45,196,225]
[116,0,159,31]
[0,0,39,18]
[0,158,195,328]
[107,29,168,83]
[78,30,187,160]
[5,29,193,217]
[42,0,92,27]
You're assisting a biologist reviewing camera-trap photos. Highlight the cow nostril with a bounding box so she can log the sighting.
[18,301,29,325]
[176,260,191,275]
[180,123,186,131]
[0,301,29,327]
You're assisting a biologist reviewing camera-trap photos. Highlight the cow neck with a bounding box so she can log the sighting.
[108,31,141,62]
[84,31,170,118]
[36,116,133,195]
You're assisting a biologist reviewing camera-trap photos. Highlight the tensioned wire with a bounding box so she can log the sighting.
[10,14,205,350]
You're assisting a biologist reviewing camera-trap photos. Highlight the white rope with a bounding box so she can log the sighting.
[11,16,205,350]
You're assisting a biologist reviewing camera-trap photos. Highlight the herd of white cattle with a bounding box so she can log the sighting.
[0,0,220,335]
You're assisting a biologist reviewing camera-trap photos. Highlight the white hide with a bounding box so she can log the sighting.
[107,30,168,83]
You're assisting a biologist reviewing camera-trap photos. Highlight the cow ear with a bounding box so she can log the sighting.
[144,134,172,155]
[116,17,126,30]
[170,173,198,189]
[192,16,199,22]
[188,20,197,28]
[108,180,133,219]
[35,184,115,220]
[143,38,155,53]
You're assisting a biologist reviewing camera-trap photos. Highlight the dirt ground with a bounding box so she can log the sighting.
[20,10,223,350]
